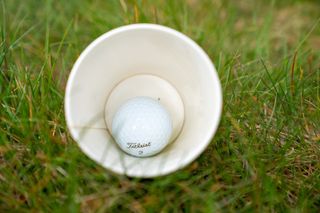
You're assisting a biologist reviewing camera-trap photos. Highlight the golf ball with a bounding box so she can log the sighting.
[111,97,172,157]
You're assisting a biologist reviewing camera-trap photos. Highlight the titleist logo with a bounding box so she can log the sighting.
[126,142,151,149]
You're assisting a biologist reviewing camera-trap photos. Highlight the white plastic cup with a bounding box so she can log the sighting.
[65,24,222,177]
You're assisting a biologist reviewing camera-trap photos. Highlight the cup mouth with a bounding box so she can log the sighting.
[65,24,223,178]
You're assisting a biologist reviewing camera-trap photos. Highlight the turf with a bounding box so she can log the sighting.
[1,0,320,212]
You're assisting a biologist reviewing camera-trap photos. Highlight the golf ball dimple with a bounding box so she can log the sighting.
[111,97,172,157]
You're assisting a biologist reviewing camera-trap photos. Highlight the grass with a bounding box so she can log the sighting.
[1,0,320,212]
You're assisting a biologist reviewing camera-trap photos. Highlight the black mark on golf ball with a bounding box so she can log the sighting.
[139,151,143,155]
[126,142,151,149]
[157,97,160,101]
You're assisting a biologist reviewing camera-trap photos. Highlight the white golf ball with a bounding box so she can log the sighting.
[111,97,172,157]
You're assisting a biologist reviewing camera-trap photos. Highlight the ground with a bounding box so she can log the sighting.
[1,0,320,212]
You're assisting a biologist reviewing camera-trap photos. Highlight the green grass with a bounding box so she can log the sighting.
[1,0,320,212]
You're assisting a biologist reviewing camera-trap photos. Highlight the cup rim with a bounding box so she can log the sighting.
[65,24,223,177]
